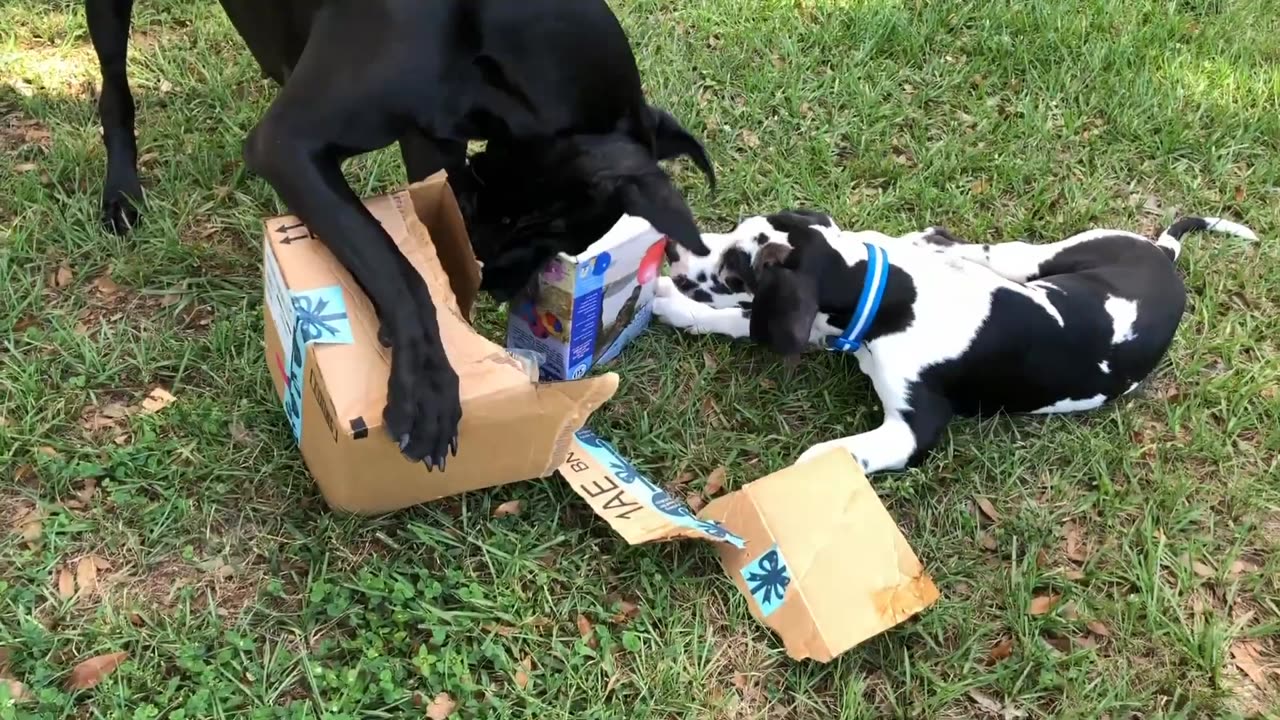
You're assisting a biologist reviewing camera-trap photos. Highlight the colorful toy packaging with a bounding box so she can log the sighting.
[505,216,668,381]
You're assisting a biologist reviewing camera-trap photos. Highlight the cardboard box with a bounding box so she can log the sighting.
[505,216,668,380]
[261,173,618,514]
[563,434,941,663]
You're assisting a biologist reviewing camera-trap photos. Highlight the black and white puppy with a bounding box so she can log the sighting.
[654,210,1256,473]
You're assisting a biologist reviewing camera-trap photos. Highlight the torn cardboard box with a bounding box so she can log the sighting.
[505,216,667,380]
[562,434,940,662]
[261,172,617,514]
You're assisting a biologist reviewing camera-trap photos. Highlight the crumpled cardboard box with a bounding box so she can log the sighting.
[563,432,940,662]
[261,172,617,514]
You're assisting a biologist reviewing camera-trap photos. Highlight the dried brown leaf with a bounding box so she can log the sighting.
[975,497,1000,522]
[1064,522,1088,563]
[1086,620,1111,637]
[685,493,706,513]
[66,651,128,690]
[15,162,38,173]
[75,557,100,597]
[1231,641,1272,689]
[1044,635,1072,654]
[1028,594,1060,616]
[1063,569,1086,581]
[93,274,120,295]
[576,614,598,649]
[493,500,524,519]
[612,600,640,624]
[731,672,749,692]
[53,264,73,288]
[425,691,456,720]
[1229,559,1261,577]
[57,567,75,599]
[1235,185,1246,203]
[989,637,1014,663]
[514,656,532,689]
[968,689,1003,714]
[139,387,176,414]
[3,679,31,704]
[704,467,727,496]
[1189,557,1215,578]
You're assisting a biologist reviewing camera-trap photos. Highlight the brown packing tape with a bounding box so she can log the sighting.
[560,442,940,663]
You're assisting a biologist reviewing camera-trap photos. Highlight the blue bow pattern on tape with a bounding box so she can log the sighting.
[575,429,746,548]
[741,544,792,617]
[282,286,355,443]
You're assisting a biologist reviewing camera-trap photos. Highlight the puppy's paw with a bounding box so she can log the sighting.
[796,440,863,469]
[652,296,697,329]
[654,275,679,299]
[383,339,462,471]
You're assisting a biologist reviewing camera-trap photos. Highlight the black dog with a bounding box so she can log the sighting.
[86,0,715,469]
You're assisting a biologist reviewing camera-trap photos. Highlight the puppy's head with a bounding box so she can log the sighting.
[456,106,715,301]
[666,210,845,357]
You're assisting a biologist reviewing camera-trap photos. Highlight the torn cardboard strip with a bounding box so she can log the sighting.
[561,440,940,662]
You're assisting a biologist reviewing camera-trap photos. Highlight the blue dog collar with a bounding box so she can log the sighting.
[828,243,889,353]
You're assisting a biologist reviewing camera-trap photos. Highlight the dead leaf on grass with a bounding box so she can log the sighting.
[66,651,128,690]
[93,274,121,295]
[1186,555,1215,578]
[1231,641,1271,689]
[3,679,31,704]
[685,493,706,513]
[611,599,640,624]
[1075,635,1099,650]
[975,497,999,522]
[1064,522,1088,563]
[53,264,73,288]
[1229,559,1261,577]
[15,162,38,173]
[1086,620,1111,638]
[139,387,176,414]
[425,692,456,719]
[968,689,1003,714]
[492,500,524,519]
[704,467,727,496]
[1028,594,1059,616]
[731,672,749,692]
[1063,569,1086,581]
[989,637,1014,663]
[57,567,75,599]
[1235,185,1246,203]
[576,614,598,649]
[514,656,532,689]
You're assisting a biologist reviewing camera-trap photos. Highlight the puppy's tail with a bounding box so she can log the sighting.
[1156,216,1257,262]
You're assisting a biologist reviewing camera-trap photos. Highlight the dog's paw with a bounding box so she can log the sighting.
[100,186,143,235]
[383,340,462,471]
[796,440,864,469]
[652,296,696,329]
[654,275,679,299]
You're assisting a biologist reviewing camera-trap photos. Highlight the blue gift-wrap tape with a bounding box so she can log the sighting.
[283,286,355,443]
[741,544,792,617]
[574,429,746,549]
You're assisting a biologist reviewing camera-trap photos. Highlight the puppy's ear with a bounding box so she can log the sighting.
[649,105,716,191]
[618,171,710,257]
[750,263,819,357]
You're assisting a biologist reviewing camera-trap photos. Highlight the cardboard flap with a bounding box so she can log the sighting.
[559,431,746,548]
[699,449,941,662]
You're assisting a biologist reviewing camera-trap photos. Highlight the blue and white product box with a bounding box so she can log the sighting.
[505,215,668,381]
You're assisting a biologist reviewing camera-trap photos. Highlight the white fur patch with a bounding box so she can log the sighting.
[1098,360,1110,374]
[1105,296,1139,344]
[1030,394,1109,414]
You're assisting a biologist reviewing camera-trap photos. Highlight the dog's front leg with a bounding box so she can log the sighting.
[653,277,752,339]
[244,122,461,470]
[399,129,466,184]
[86,0,143,234]
[797,378,953,474]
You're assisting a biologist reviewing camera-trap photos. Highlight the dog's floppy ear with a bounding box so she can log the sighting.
[618,171,710,257]
[750,251,818,357]
[649,105,716,191]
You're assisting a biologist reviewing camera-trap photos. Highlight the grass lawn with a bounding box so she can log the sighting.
[3,0,1279,717]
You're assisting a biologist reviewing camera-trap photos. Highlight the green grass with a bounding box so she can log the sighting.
[3,0,1279,717]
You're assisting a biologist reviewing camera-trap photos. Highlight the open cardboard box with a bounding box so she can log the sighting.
[261,172,939,661]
